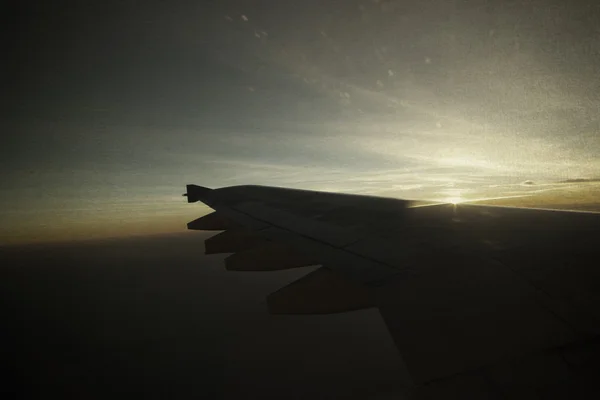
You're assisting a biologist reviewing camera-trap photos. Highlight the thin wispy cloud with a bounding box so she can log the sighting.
[4,1,600,243]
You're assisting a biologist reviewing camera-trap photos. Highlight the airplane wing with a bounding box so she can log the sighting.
[184,184,600,398]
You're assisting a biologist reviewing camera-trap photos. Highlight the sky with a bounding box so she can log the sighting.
[4,0,600,244]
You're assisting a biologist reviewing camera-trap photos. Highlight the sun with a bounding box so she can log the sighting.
[445,196,463,205]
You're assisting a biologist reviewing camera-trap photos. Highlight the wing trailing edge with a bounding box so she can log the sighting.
[267,267,375,314]
[187,212,239,231]
[225,242,317,271]
[204,230,268,255]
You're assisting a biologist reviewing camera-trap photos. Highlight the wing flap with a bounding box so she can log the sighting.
[204,230,268,255]
[225,242,317,271]
[187,212,239,231]
[267,267,375,314]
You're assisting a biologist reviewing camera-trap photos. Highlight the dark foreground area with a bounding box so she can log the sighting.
[1,232,404,399]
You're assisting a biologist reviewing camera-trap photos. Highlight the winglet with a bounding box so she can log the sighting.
[183,184,213,203]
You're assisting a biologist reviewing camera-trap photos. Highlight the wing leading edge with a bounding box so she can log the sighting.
[184,184,600,397]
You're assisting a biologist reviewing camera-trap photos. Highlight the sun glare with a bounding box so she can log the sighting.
[445,197,463,205]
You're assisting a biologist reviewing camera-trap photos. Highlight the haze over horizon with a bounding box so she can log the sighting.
[5,0,600,244]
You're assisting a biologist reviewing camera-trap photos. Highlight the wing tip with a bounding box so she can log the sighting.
[184,184,213,203]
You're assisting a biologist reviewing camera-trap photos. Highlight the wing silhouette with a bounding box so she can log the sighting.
[184,184,600,398]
